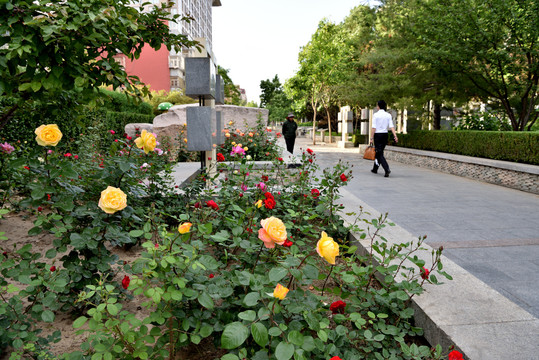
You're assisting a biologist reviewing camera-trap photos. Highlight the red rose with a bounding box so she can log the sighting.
[340,173,348,182]
[206,200,219,210]
[448,350,464,360]
[283,239,293,247]
[239,193,243,197]
[74,155,79,159]
[329,300,346,314]
[420,267,430,280]
[311,189,320,198]
[209,274,215,279]
[50,266,56,272]
[24,166,30,170]
[122,275,130,290]
[37,206,43,212]
[194,202,202,209]
[307,148,314,155]
[261,175,269,182]
[277,157,283,162]
[264,197,276,209]
[2,251,7,257]
[217,153,225,162]
[329,357,342,360]
[64,153,72,157]
[308,159,313,163]
[264,192,274,200]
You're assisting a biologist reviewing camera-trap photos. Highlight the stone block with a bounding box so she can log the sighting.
[125,123,154,137]
[185,57,216,100]
[215,75,225,105]
[186,106,214,151]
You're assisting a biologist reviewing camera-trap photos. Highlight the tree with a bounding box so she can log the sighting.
[217,66,242,105]
[260,75,292,125]
[259,75,282,108]
[390,0,539,131]
[0,0,199,130]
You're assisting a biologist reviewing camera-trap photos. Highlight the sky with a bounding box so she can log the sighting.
[212,0,374,105]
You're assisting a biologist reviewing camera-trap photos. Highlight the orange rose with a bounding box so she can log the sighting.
[178,222,192,234]
[258,217,287,248]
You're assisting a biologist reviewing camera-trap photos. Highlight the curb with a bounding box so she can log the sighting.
[338,188,539,360]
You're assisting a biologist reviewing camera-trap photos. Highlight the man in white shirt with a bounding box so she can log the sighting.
[369,100,398,177]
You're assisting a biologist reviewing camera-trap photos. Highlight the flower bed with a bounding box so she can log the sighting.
[0,123,462,360]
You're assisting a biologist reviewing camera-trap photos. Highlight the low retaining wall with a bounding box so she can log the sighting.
[360,145,539,195]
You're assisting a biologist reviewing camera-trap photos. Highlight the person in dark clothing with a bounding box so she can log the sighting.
[370,100,398,177]
[282,113,298,154]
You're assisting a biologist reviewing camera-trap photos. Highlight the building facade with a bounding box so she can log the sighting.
[116,0,221,92]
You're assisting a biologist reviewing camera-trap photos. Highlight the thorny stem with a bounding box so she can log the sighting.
[321,265,335,297]
[251,243,265,273]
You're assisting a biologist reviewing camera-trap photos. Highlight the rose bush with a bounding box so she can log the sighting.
[0,124,458,360]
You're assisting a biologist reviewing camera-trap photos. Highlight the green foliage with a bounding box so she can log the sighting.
[98,89,153,115]
[0,0,198,127]
[143,89,196,115]
[454,109,512,131]
[1,122,456,359]
[260,75,293,125]
[218,116,281,162]
[396,130,539,164]
[218,66,243,106]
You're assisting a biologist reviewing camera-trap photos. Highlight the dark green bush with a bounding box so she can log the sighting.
[98,89,153,115]
[396,130,539,165]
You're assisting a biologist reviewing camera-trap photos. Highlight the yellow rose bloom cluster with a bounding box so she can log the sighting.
[258,216,287,248]
[35,124,62,146]
[134,129,157,154]
[98,186,127,214]
[316,231,339,265]
[273,283,289,300]
[178,222,192,234]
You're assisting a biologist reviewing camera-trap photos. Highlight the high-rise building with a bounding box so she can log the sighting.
[115,0,222,92]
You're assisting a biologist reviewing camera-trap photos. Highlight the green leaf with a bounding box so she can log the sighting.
[221,322,249,349]
[238,310,256,322]
[107,304,119,316]
[198,292,214,310]
[275,342,294,360]
[269,267,288,282]
[31,187,45,200]
[129,230,144,237]
[73,316,88,329]
[45,248,57,259]
[251,322,268,347]
[200,324,213,338]
[243,292,260,307]
[220,355,239,360]
[287,330,304,346]
[41,310,55,323]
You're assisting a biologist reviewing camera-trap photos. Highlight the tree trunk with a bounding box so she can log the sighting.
[433,102,441,130]
[326,107,332,143]
[311,104,317,145]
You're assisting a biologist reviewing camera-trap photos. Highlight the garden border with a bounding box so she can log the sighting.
[359,145,539,195]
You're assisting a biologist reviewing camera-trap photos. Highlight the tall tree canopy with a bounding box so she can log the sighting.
[217,66,242,105]
[260,75,292,124]
[384,0,539,130]
[0,0,198,129]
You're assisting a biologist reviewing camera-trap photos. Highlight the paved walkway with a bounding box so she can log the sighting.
[282,136,539,318]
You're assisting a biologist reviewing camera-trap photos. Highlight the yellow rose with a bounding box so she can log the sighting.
[244,147,248,151]
[98,186,127,214]
[255,200,263,208]
[258,216,287,248]
[225,133,231,138]
[316,231,339,265]
[35,124,62,146]
[178,222,192,234]
[273,283,289,300]
[134,129,157,154]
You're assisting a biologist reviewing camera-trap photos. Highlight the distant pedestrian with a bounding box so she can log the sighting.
[282,112,298,154]
[370,100,398,177]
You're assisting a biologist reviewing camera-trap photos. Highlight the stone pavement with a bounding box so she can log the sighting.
[279,136,539,359]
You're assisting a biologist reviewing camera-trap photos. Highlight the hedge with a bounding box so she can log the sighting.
[0,107,153,146]
[395,130,539,165]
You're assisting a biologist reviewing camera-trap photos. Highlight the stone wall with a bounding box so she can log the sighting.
[124,104,269,149]
[369,146,539,195]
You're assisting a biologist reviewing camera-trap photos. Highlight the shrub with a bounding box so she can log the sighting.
[396,130,539,165]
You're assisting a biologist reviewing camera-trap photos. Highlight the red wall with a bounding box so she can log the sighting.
[123,44,170,92]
